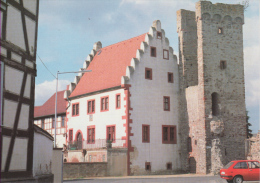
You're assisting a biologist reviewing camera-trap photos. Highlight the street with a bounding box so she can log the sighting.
[63,175,260,183]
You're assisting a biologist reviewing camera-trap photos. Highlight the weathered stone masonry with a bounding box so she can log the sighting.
[177,1,247,174]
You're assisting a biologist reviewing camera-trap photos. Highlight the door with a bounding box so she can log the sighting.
[77,133,82,149]
[189,157,196,173]
[247,161,260,181]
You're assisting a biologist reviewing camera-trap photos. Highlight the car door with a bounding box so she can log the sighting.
[247,161,260,181]
[233,162,250,181]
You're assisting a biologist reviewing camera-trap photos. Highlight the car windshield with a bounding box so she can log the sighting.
[223,162,234,169]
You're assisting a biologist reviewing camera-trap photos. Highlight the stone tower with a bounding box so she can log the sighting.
[177,1,247,174]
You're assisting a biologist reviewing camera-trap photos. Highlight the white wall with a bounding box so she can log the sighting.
[127,22,181,173]
[67,88,126,143]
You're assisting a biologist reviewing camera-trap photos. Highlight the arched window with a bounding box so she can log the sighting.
[212,92,220,116]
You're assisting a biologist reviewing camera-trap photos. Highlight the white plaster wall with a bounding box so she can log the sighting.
[5,66,23,95]
[33,132,53,176]
[67,88,126,144]
[127,25,181,173]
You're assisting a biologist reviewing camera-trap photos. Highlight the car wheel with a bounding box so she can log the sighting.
[233,176,243,183]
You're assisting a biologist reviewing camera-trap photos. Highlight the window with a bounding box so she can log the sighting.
[102,155,106,162]
[145,68,152,80]
[218,27,223,34]
[150,46,156,57]
[163,96,170,111]
[87,99,95,114]
[234,162,248,169]
[69,129,73,142]
[72,103,79,116]
[212,92,220,116]
[52,117,55,128]
[41,119,44,129]
[157,31,162,39]
[61,116,65,127]
[142,125,150,143]
[162,125,177,144]
[101,96,109,111]
[188,137,192,152]
[116,94,121,109]
[163,49,169,60]
[166,162,172,170]
[87,126,95,144]
[248,161,260,169]
[145,162,151,171]
[220,60,227,69]
[107,125,115,142]
[89,155,92,162]
[168,72,173,83]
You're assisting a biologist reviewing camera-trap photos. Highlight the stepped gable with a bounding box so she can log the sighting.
[34,90,66,118]
[69,34,146,98]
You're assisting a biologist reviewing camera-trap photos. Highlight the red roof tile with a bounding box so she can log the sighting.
[34,90,66,118]
[69,34,146,98]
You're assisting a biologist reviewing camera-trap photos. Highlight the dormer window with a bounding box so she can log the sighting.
[157,31,162,39]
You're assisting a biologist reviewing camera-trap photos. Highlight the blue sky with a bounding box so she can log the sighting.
[35,0,259,133]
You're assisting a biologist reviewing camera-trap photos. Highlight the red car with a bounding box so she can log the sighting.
[220,160,260,183]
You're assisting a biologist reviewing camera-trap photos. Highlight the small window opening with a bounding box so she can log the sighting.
[145,68,152,80]
[151,47,156,57]
[212,92,220,116]
[220,60,227,69]
[168,72,173,83]
[188,137,192,152]
[157,31,162,39]
[218,27,223,34]
[195,140,197,145]
[167,162,172,170]
[145,162,151,171]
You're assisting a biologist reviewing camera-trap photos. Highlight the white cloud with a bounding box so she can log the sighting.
[35,79,70,106]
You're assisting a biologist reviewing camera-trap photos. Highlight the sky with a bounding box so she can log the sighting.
[35,0,259,133]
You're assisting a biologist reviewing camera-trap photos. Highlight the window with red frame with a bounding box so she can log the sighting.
[87,126,95,144]
[163,96,170,111]
[101,97,109,111]
[107,126,115,142]
[116,94,121,109]
[150,46,156,57]
[145,68,152,80]
[69,129,73,142]
[162,125,176,144]
[163,49,169,60]
[142,125,150,143]
[168,72,173,83]
[72,103,79,116]
[87,100,95,114]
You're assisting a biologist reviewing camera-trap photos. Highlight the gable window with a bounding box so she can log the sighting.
[168,72,173,83]
[52,117,55,128]
[220,60,227,69]
[87,99,95,114]
[157,31,162,39]
[163,96,170,111]
[87,126,95,144]
[116,94,121,109]
[142,124,150,143]
[72,103,79,116]
[145,68,152,80]
[162,125,177,144]
[69,129,73,142]
[150,46,156,57]
[101,96,109,111]
[218,27,223,34]
[163,49,169,60]
[41,119,44,129]
[61,116,65,127]
[107,125,115,142]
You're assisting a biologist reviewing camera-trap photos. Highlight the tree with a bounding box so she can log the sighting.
[240,0,249,11]
[246,111,253,138]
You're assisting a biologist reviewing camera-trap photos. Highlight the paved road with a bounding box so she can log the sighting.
[64,175,260,183]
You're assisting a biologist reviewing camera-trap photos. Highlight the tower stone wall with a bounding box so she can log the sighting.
[178,1,247,174]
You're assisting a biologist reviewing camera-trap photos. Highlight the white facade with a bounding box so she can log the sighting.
[124,21,181,173]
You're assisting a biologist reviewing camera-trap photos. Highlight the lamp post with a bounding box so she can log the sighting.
[54,70,91,148]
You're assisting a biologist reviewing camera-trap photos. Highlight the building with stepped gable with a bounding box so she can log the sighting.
[33,1,247,175]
